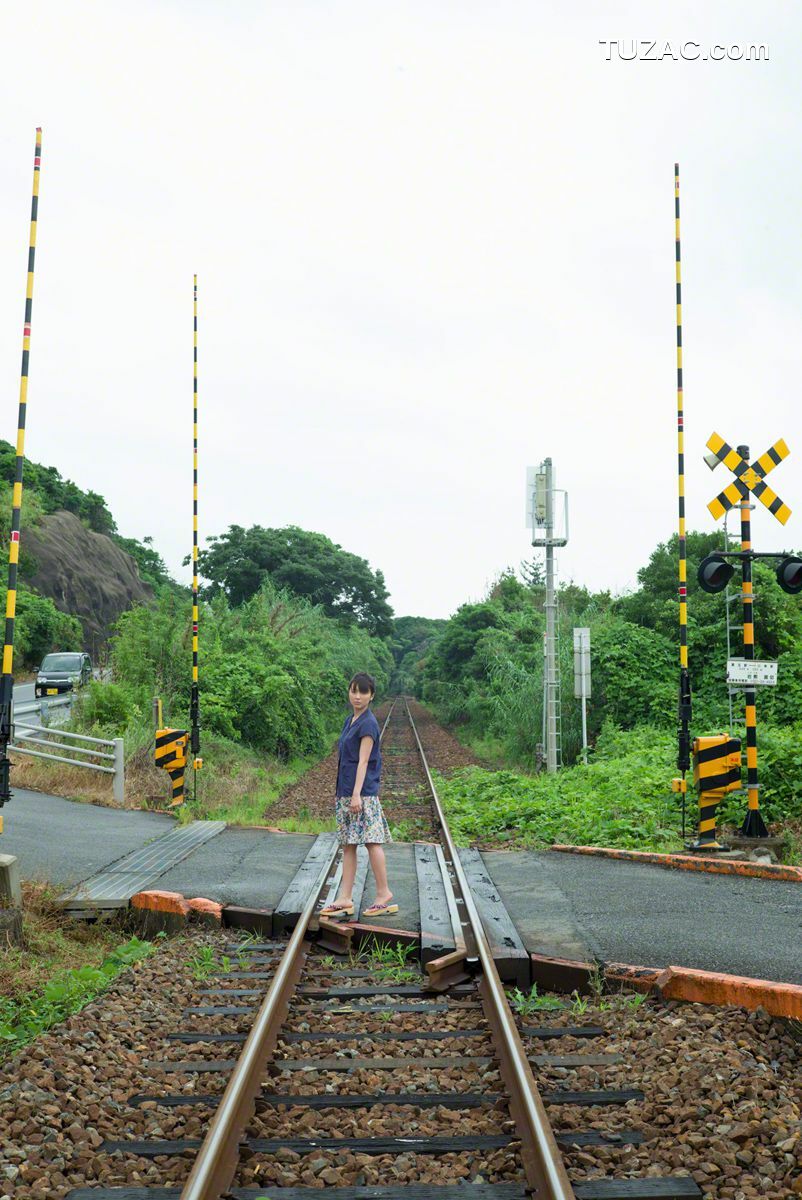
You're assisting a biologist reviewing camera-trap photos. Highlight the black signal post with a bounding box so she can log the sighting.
[703,432,793,839]
[735,450,766,837]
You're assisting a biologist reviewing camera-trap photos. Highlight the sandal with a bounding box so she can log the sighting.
[320,900,354,918]
[362,898,399,917]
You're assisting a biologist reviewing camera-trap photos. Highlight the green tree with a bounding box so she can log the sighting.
[0,441,117,536]
[113,534,172,590]
[390,615,448,693]
[198,524,394,638]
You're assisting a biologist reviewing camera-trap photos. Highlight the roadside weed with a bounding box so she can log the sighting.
[570,991,590,1016]
[508,984,564,1016]
[0,935,155,1060]
[350,937,420,983]
[188,947,232,979]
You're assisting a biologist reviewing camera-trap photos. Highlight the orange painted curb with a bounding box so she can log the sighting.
[550,843,802,882]
[187,897,223,921]
[658,966,802,1019]
[530,951,802,1019]
[603,962,671,994]
[131,890,191,916]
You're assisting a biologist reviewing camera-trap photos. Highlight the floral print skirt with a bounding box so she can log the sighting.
[335,795,392,845]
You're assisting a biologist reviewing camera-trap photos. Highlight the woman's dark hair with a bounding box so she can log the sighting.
[349,672,376,696]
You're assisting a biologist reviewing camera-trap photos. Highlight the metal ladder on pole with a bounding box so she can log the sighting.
[541,560,564,768]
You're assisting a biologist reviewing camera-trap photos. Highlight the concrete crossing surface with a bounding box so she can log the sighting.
[2,789,801,985]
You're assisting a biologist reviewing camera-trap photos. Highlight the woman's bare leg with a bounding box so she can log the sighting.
[338,844,357,902]
[366,843,392,904]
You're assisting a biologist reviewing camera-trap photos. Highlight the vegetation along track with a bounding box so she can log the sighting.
[2,697,707,1200]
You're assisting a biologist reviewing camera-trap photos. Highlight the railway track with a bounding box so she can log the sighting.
[59,697,703,1200]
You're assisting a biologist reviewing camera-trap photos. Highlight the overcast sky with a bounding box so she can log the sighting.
[1,2,800,618]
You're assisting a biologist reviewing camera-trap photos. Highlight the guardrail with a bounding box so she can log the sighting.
[15,694,73,726]
[9,713,124,803]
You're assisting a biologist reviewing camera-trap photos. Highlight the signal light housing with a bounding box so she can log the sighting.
[698,553,735,594]
[776,555,802,594]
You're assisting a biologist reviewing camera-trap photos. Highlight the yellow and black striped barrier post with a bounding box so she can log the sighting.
[691,734,742,848]
[155,728,189,808]
[189,276,201,779]
[737,464,768,838]
[0,129,42,815]
[702,431,791,839]
[672,162,692,838]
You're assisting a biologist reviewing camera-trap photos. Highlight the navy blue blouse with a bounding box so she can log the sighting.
[336,709,382,797]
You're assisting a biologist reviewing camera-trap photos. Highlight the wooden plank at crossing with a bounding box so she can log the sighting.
[414,842,456,964]
[273,833,338,935]
[458,848,530,985]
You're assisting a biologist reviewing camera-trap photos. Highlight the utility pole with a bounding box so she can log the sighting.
[189,275,201,790]
[0,129,42,821]
[543,459,558,773]
[527,459,568,774]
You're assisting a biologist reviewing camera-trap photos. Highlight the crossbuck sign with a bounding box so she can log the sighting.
[706,433,791,525]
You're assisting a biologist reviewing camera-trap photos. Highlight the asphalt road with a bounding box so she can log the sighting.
[534,851,802,985]
[3,787,801,985]
[13,682,35,703]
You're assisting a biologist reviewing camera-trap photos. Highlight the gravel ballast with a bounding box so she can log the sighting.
[0,930,800,1198]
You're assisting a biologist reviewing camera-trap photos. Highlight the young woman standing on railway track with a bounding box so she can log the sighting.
[321,672,397,919]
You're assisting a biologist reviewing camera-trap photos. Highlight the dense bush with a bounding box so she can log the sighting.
[0,584,83,668]
[110,580,393,762]
[74,681,138,735]
[437,724,680,850]
[438,718,802,850]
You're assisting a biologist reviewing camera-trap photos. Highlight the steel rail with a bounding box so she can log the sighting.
[403,696,576,1200]
[379,694,397,739]
[180,694,394,1198]
[179,839,338,1200]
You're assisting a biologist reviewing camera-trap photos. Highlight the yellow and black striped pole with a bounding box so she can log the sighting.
[0,129,42,810]
[737,461,768,837]
[189,276,201,771]
[674,163,692,836]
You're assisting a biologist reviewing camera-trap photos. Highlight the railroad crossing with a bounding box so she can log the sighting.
[702,431,793,838]
[705,433,791,525]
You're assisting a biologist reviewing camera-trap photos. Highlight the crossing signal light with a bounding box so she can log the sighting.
[698,553,735,594]
[776,555,802,594]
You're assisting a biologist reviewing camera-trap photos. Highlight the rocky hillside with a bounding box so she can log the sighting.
[24,511,153,652]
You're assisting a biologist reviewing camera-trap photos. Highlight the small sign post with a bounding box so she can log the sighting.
[573,627,591,764]
[726,659,778,688]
